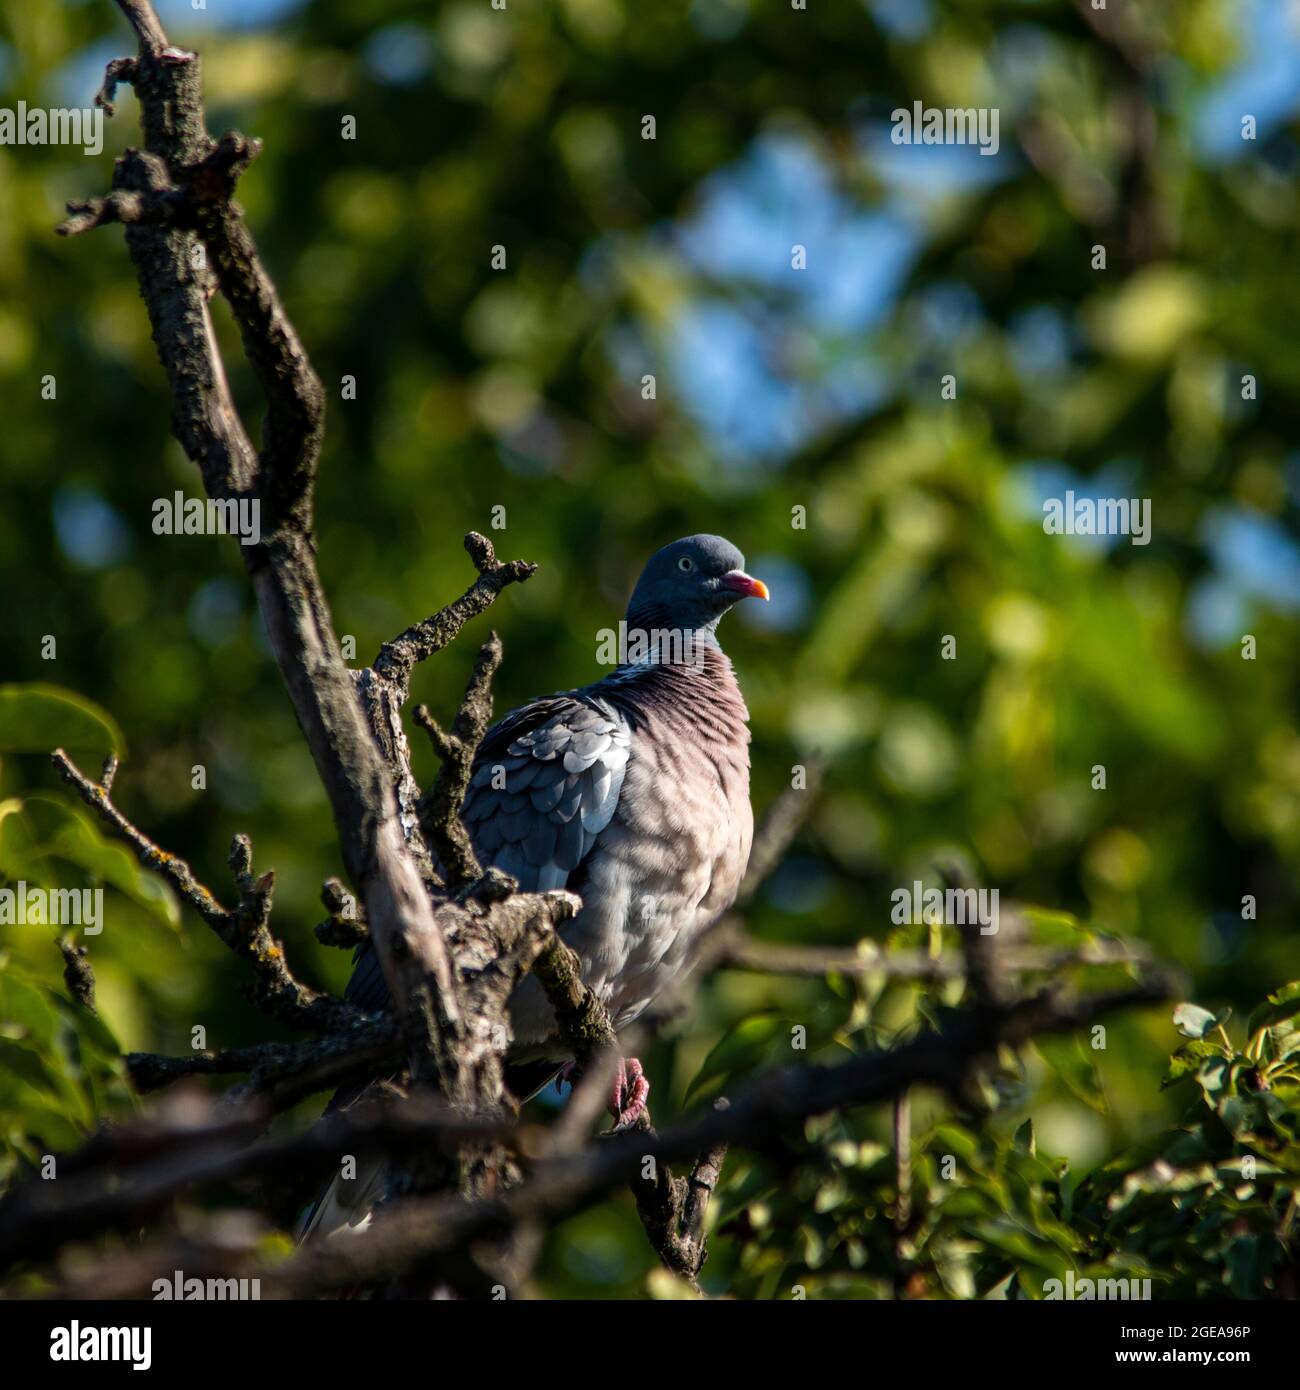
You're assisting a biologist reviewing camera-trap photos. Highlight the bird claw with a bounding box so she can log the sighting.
[556,1056,650,1131]
[606,1056,649,1132]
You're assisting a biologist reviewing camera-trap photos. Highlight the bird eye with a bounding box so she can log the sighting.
[677,556,694,572]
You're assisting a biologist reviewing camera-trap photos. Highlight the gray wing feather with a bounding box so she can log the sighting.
[529,780,566,813]
[343,693,630,1015]
[462,693,629,890]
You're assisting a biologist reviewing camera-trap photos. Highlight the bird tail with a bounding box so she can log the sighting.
[298,1156,388,1243]
[298,1061,564,1244]
[297,1074,394,1244]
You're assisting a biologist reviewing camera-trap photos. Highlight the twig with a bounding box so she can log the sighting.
[52,748,226,927]
[413,632,503,890]
[531,934,619,1059]
[51,749,352,1034]
[57,185,193,237]
[115,0,169,55]
[735,758,824,910]
[529,929,727,1288]
[711,928,1150,982]
[314,877,368,948]
[125,1013,401,1106]
[95,55,138,115]
[373,533,537,698]
[0,1091,511,1272]
[57,938,97,1015]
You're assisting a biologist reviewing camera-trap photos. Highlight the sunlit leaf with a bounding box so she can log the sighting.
[0,684,123,758]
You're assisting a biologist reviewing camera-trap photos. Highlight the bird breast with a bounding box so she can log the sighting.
[539,650,752,1039]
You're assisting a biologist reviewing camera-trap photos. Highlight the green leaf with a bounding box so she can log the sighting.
[1247,982,1300,1036]
[684,1012,788,1105]
[0,970,61,1048]
[1172,1003,1218,1039]
[1017,907,1088,947]
[7,797,179,929]
[1035,1034,1107,1113]
[0,684,123,758]
[37,799,179,928]
[0,1034,92,1127]
[0,798,42,881]
[1163,1038,1219,1088]
[1196,1054,1232,1105]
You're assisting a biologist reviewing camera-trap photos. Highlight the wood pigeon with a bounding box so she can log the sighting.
[304,535,766,1238]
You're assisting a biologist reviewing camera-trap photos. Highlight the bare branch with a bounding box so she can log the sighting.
[57,185,192,237]
[52,748,228,929]
[373,533,537,698]
[95,55,138,116]
[187,132,324,525]
[632,1108,729,1291]
[529,927,730,1287]
[51,749,352,1034]
[531,934,618,1060]
[710,925,1151,982]
[735,757,824,910]
[114,0,170,55]
[0,1090,510,1273]
[126,1013,400,1107]
[314,876,368,948]
[414,632,503,890]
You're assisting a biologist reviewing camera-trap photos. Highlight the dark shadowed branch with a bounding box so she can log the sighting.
[22,964,1175,1297]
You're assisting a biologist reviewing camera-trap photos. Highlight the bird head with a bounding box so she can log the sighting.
[625,534,769,638]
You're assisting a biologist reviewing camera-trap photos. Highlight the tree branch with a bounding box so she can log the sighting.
[72,0,468,1104]
[29,968,1175,1297]
[373,533,537,699]
[413,632,503,890]
[128,1014,401,1112]
[51,749,352,1033]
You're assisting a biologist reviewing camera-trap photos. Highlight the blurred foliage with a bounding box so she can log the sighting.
[1,0,1299,1295]
[697,974,1300,1300]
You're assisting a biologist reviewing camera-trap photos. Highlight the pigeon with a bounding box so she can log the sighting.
[303,534,766,1239]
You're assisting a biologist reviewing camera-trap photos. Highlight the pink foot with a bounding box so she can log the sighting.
[607,1056,650,1131]
[556,1056,651,1130]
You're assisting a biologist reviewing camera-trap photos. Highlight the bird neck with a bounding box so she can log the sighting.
[622,602,722,664]
[603,640,750,735]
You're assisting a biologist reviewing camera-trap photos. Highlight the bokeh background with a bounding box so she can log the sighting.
[2,0,1300,1296]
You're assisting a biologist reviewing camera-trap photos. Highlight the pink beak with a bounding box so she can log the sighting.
[720,570,770,601]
